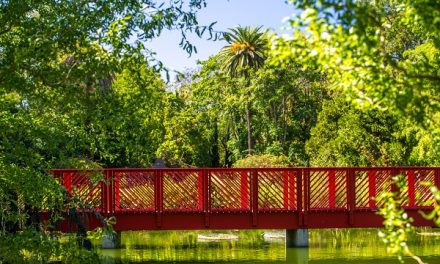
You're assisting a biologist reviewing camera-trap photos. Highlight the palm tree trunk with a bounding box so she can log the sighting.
[246,101,253,155]
[211,118,220,167]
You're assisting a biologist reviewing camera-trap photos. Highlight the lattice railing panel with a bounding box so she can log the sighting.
[68,172,103,209]
[258,171,296,211]
[401,169,435,207]
[398,172,410,207]
[309,170,347,210]
[210,171,250,211]
[334,171,347,208]
[53,167,439,217]
[309,171,328,209]
[163,171,201,211]
[354,171,370,209]
[415,170,435,207]
[115,171,155,212]
[374,170,393,208]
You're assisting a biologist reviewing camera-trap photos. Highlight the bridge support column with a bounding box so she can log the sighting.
[286,229,309,248]
[102,231,121,249]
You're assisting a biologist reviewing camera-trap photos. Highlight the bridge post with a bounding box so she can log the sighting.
[286,229,309,248]
[368,170,376,208]
[435,168,440,190]
[251,169,258,226]
[113,170,120,212]
[328,170,336,208]
[102,231,121,249]
[240,171,249,209]
[63,172,72,193]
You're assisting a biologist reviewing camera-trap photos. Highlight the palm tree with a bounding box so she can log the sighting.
[219,26,267,155]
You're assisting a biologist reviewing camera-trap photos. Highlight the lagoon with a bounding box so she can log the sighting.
[98,228,440,263]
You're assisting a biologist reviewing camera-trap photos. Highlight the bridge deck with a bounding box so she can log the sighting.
[51,167,440,231]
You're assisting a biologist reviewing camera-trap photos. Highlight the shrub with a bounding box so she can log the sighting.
[233,154,290,168]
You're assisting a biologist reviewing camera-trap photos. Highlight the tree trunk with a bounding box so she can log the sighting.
[222,124,233,167]
[246,102,253,155]
[282,95,287,144]
[211,119,220,167]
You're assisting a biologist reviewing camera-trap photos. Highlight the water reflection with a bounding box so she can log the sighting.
[98,228,440,263]
[286,248,308,264]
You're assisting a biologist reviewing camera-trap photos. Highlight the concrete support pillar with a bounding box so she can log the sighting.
[102,231,121,249]
[286,229,309,248]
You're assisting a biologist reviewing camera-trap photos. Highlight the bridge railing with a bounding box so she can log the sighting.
[51,167,440,216]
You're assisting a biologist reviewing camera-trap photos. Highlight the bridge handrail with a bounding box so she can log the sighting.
[50,167,440,216]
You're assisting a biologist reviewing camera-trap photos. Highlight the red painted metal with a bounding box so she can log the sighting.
[303,168,310,226]
[197,171,203,210]
[328,170,336,209]
[63,172,72,193]
[288,171,296,209]
[281,170,296,210]
[240,171,249,209]
[203,169,209,227]
[297,169,303,226]
[368,170,376,208]
[251,170,258,226]
[282,171,289,209]
[407,170,416,207]
[435,168,440,190]
[155,170,162,227]
[346,168,356,225]
[49,167,440,232]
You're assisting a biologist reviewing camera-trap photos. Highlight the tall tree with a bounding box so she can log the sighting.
[0,0,218,261]
[306,94,417,166]
[272,1,439,163]
[219,26,267,155]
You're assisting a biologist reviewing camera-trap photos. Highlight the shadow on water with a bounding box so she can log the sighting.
[98,228,440,263]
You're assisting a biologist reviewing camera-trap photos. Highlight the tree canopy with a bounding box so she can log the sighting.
[0,0,218,261]
[0,0,439,262]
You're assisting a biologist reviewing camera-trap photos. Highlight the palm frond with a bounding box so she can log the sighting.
[219,26,268,77]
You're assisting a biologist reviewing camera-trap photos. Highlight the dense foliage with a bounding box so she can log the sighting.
[0,0,439,262]
[272,0,439,165]
[0,0,217,262]
[277,1,439,262]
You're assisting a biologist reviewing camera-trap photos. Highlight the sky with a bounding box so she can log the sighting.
[146,0,295,77]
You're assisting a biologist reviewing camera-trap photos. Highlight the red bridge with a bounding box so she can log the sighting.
[51,167,440,231]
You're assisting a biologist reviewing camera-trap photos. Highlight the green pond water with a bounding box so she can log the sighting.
[98,228,440,263]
